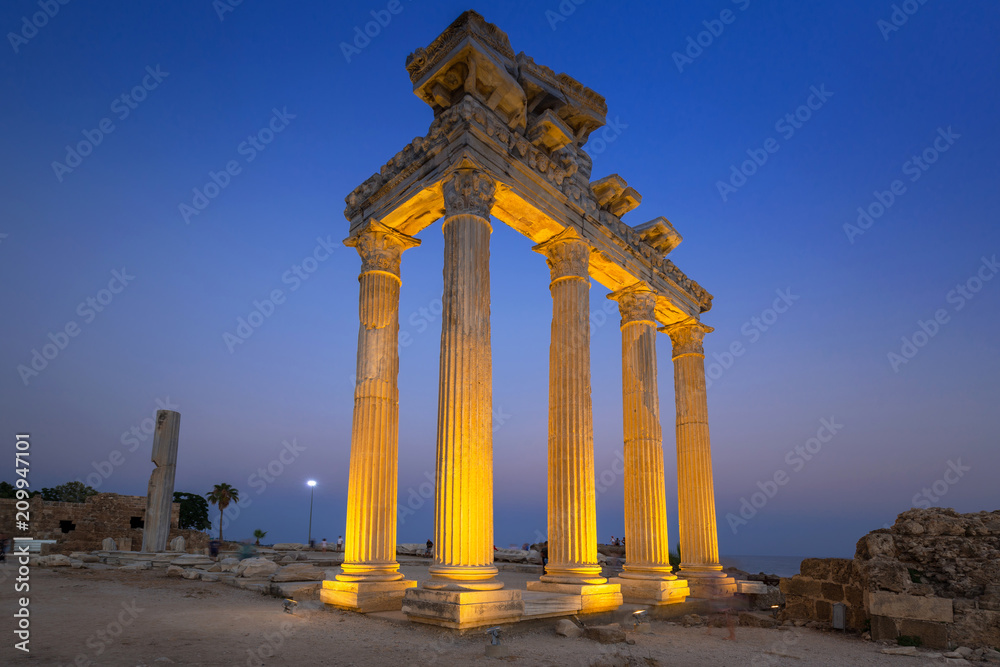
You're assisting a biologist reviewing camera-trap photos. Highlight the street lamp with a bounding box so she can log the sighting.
[307,480,317,548]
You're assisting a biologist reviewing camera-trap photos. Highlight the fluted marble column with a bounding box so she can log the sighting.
[534,227,605,586]
[608,283,676,581]
[337,219,420,583]
[425,170,501,591]
[662,319,727,582]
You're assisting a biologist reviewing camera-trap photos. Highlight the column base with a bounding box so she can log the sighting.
[320,579,417,613]
[402,588,524,629]
[678,571,737,599]
[609,576,690,605]
[539,563,606,586]
[525,581,623,614]
[425,564,503,591]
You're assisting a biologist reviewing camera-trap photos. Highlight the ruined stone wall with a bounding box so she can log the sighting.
[856,508,1000,649]
[0,493,183,553]
[779,558,866,630]
[780,508,1000,649]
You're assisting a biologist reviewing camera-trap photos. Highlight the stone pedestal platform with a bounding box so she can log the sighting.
[402,588,524,629]
[610,577,690,606]
[320,579,416,613]
[681,573,737,599]
[525,581,622,614]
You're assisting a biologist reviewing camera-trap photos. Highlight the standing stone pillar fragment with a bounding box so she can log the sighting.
[322,219,419,613]
[662,319,735,598]
[606,284,689,604]
[141,410,180,553]
[524,227,621,614]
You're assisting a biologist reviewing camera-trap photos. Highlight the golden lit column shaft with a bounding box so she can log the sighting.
[609,284,675,580]
[663,320,725,578]
[534,228,605,586]
[337,220,419,583]
[426,170,501,591]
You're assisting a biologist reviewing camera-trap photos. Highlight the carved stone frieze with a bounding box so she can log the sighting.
[344,219,421,277]
[608,282,657,326]
[661,319,714,357]
[443,170,495,219]
[344,11,713,317]
[533,227,591,282]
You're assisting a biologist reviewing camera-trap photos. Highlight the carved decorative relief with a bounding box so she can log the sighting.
[443,170,495,219]
[345,219,420,277]
[609,283,657,325]
[534,228,591,282]
[662,320,714,357]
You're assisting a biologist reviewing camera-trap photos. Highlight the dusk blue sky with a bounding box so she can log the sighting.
[2,1,998,559]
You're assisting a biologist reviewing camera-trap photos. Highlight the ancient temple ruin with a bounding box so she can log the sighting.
[321,10,735,628]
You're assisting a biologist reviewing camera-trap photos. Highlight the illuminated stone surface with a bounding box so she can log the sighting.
[533,228,604,587]
[424,170,502,592]
[330,10,732,624]
[606,283,689,605]
[662,320,736,598]
[402,588,524,630]
[321,579,418,614]
[329,219,419,611]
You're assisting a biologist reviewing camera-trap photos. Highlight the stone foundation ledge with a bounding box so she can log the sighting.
[402,588,524,629]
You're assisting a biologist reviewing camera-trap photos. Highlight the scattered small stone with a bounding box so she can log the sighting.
[200,573,220,582]
[120,561,152,571]
[955,647,973,657]
[881,646,919,656]
[235,557,279,579]
[166,566,185,578]
[943,651,963,658]
[681,614,703,627]
[555,619,583,638]
[218,557,240,572]
[270,563,326,582]
[181,569,201,579]
[584,624,626,644]
[38,554,73,567]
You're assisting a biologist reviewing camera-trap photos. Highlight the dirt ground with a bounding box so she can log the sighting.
[0,562,929,666]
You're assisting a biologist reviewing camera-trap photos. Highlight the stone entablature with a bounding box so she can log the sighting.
[344,11,711,323]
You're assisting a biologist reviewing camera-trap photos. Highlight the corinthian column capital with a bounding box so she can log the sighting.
[660,319,714,358]
[608,282,657,326]
[443,170,496,219]
[344,219,421,278]
[533,227,591,283]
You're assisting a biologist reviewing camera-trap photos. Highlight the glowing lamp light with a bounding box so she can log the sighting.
[307,480,317,487]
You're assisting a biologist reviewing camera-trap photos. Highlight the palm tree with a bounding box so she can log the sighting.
[206,484,239,542]
[253,529,267,546]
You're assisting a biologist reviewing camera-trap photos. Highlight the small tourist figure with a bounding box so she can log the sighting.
[209,539,220,559]
[321,537,328,552]
[610,535,615,546]
[425,538,433,558]
[540,543,548,567]
[337,535,344,552]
